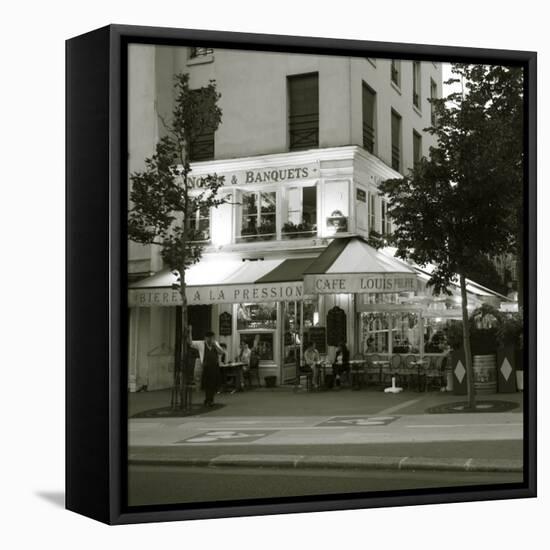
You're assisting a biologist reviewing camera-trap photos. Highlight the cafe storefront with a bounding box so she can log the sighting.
[128,235,507,391]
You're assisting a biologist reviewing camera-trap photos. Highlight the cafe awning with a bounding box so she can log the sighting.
[128,256,317,307]
[303,237,417,294]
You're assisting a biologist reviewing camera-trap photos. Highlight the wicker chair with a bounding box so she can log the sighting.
[366,354,381,387]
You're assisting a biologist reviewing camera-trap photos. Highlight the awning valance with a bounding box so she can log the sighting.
[303,237,417,294]
[128,256,317,307]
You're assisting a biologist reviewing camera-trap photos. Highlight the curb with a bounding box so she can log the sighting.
[129,453,523,473]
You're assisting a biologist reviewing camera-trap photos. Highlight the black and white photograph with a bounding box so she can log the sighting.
[125,42,528,507]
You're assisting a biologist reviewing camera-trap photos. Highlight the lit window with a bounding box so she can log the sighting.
[189,205,210,242]
[239,191,277,242]
[283,185,317,239]
[381,200,391,235]
[368,192,377,232]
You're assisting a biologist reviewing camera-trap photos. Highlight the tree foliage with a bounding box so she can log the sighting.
[379,63,523,408]
[380,63,523,295]
[128,72,226,409]
[128,73,226,273]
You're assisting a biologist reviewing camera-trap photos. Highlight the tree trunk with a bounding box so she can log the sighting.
[459,272,476,409]
[179,268,189,410]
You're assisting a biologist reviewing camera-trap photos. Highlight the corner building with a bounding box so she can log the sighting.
[127,45,498,391]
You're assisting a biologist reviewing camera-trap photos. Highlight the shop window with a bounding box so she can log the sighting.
[238,191,277,242]
[239,333,274,361]
[237,302,277,330]
[391,109,402,172]
[424,317,452,353]
[412,61,421,109]
[390,60,401,87]
[282,185,317,239]
[189,205,211,242]
[391,312,421,353]
[361,312,390,353]
[362,83,376,153]
[288,73,319,151]
[413,130,422,166]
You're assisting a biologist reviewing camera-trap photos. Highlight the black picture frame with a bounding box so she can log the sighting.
[66,24,537,525]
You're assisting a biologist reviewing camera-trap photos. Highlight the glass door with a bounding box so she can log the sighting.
[282,301,302,383]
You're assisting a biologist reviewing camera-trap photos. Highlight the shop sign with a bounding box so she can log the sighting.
[356,188,366,202]
[304,273,417,294]
[188,163,319,189]
[129,282,304,307]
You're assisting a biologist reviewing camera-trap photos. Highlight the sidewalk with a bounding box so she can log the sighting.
[128,387,524,473]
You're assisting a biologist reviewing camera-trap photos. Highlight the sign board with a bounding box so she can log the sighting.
[129,282,305,307]
[219,312,232,336]
[304,273,417,294]
[307,326,327,354]
[188,163,319,189]
[356,188,367,202]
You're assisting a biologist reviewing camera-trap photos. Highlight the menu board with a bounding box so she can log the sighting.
[327,306,347,346]
[219,312,232,336]
[307,326,327,354]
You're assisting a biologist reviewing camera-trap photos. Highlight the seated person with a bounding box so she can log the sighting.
[333,342,350,386]
[303,341,320,386]
[237,341,251,370]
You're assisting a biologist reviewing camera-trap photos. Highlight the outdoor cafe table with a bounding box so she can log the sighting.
[220,361,246,393]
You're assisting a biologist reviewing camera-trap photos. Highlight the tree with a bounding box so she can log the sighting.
[379,64,523,409]
[128,73,226,410]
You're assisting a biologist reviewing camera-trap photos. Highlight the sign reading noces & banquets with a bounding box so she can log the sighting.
[188,163,319,188]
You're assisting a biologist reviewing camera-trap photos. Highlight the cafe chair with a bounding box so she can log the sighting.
[425,356,446,391]
[391,354,407,388]
[296,363,314,392]
[350,354,366,390]
[405,354,419,391]
[366,354,382,387]
[243,354,261,389]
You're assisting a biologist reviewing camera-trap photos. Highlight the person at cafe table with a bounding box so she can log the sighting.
[333,341,350,387]
[304,341,321,387]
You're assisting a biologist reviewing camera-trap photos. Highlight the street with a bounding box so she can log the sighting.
[128,464,522,506]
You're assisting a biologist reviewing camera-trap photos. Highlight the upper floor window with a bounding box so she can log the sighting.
[288,73,319,151]
[391,109,402,172]
[189,205,211,243]
[430,78,438,126]
[238,191,277,242]
[283,185,317,239]
[412,61,421,109]
[368,191,377,232]
[381,200,391,235]
[189,47,213,59]
[390,60,401,87]
[362,83,376,154]
[413,130,422,165]
[189,88,216,162]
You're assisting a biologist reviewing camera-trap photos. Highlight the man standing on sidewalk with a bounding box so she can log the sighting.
[201,331,224,407]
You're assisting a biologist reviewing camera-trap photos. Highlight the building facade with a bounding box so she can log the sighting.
[127,44,464,391]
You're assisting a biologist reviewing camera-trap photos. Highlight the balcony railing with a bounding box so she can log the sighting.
[362,122,375,153]
[289,112,319,151]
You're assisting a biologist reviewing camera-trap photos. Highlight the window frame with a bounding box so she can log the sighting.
[362,82,376,154]
[390,59,401,88]
[287,72,320,152]
[237,188,278,243]
[412,61,421,109]
[390,109,402,173]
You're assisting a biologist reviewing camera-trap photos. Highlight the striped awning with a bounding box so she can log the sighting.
[303,237,417,294]
[128,256,317,307]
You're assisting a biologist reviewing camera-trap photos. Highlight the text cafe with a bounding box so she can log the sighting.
[127,237,505,392]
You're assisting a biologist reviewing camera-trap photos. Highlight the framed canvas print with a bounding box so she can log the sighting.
[66,24,537,525]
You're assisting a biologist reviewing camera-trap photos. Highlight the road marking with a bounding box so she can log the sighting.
[377,399,421,416]
[406,423,523,428]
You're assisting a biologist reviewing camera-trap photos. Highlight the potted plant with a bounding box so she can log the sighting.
[496,312,523,392]
[282,221,300,239]
[258,221,276,240]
